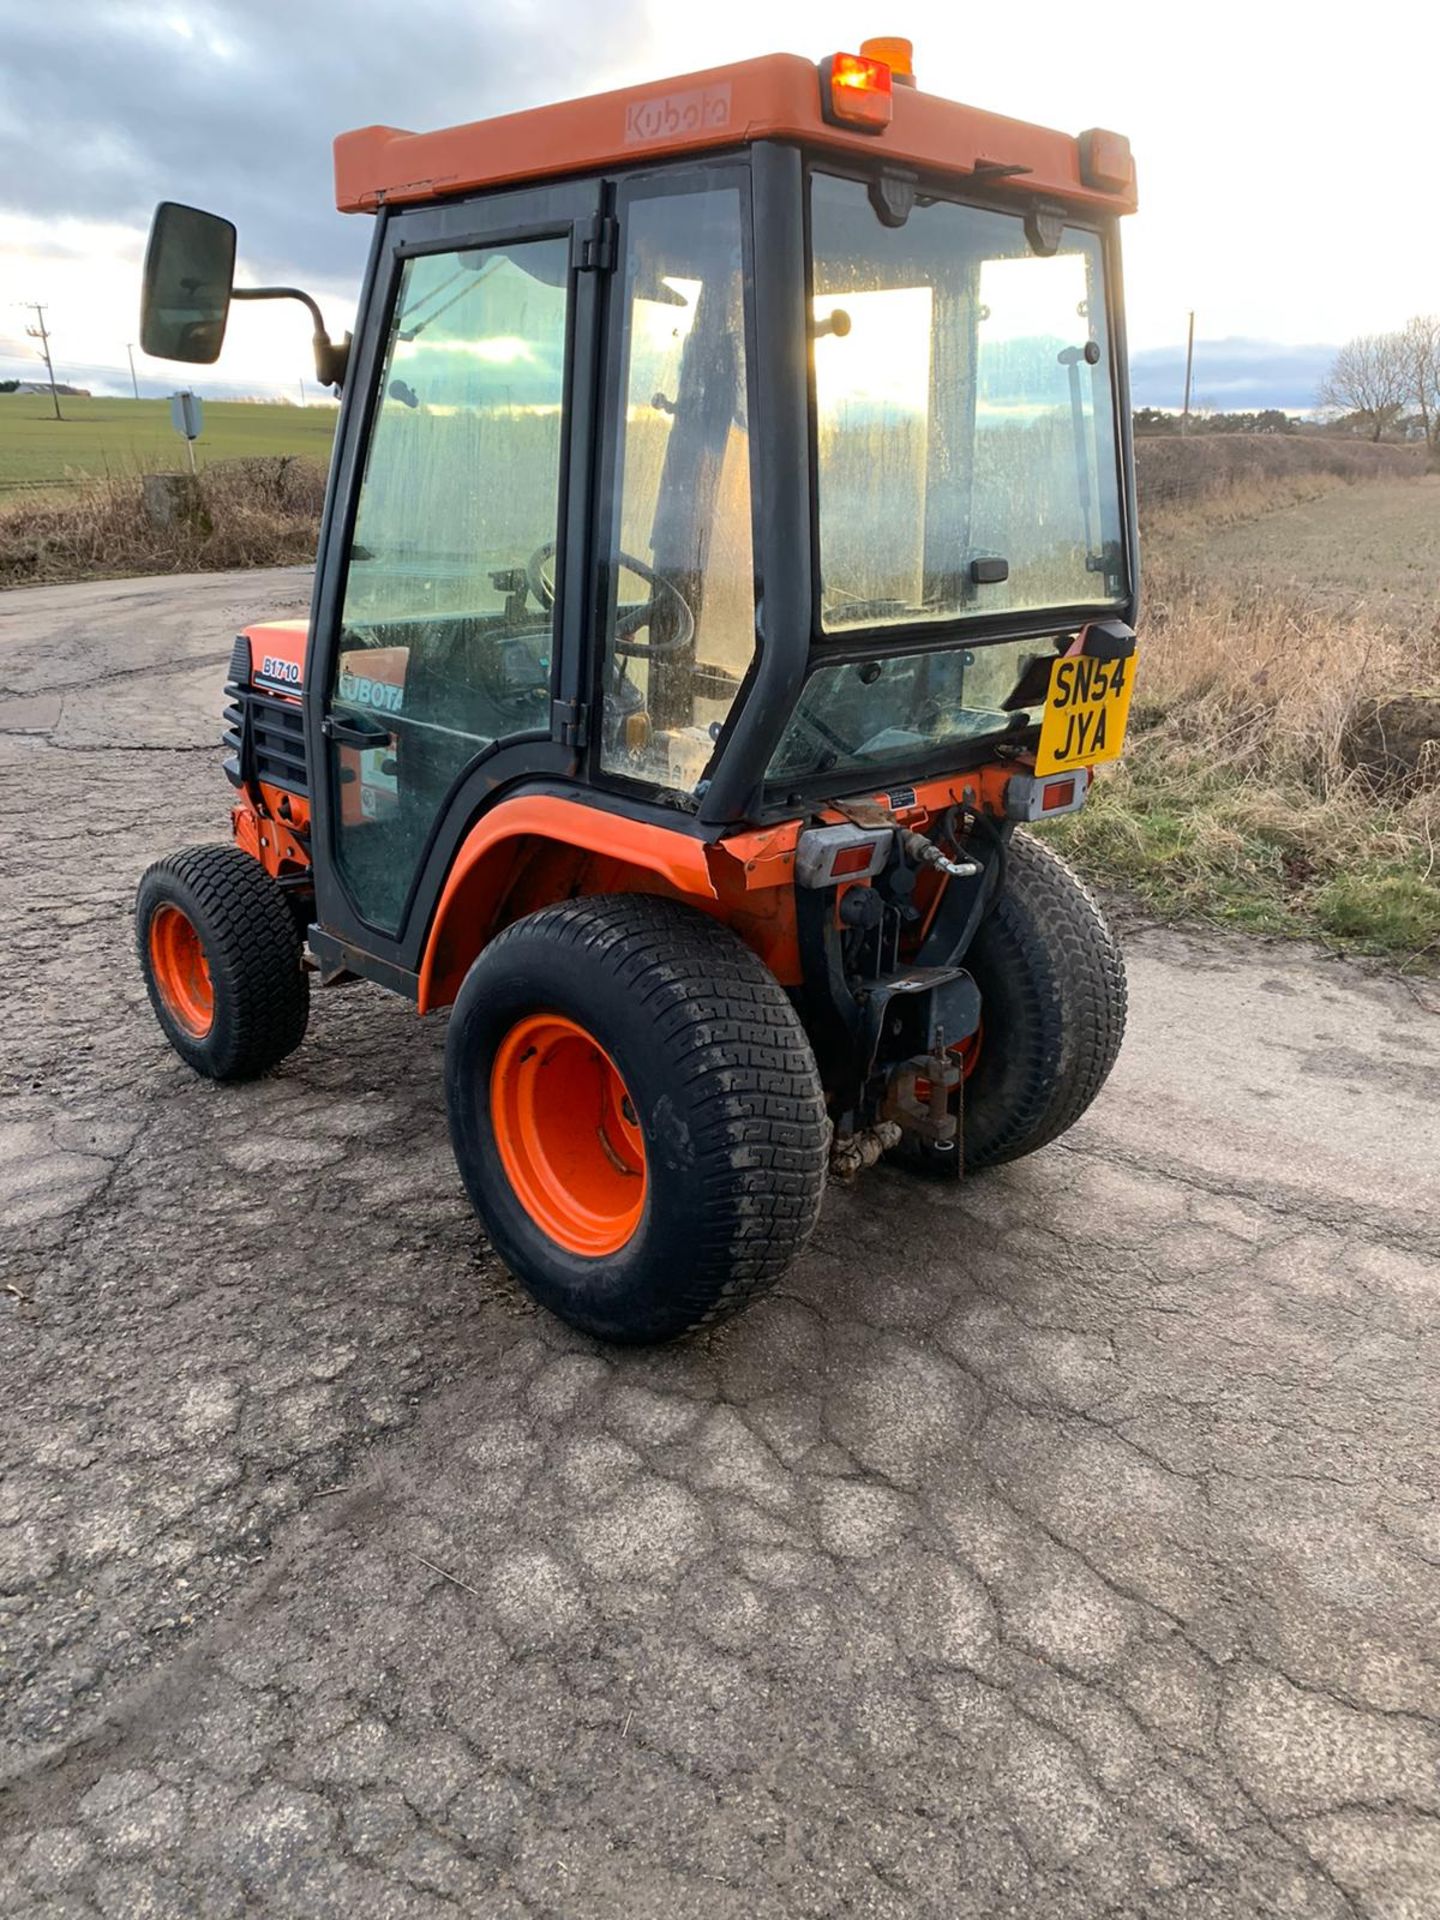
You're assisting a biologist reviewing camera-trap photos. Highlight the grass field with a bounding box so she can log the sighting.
[1,415,1434,962]
[0,394,337,496]
[1051,474,1440,965]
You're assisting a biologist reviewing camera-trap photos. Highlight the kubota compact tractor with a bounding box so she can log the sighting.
[135,38,1138,1342]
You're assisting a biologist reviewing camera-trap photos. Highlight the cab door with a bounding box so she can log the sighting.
[306,180,606,971]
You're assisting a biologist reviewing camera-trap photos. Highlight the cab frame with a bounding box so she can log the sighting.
[301,136,1137,996]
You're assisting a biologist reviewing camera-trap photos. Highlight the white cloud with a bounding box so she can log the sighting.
[3,0,1437,399]
[0,211,356,399]
[639,0,1440,345]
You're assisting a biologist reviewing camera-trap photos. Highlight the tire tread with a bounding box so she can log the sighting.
[136,843,308,1081]
[964,832,1127,1170]
[451,893,828,1340]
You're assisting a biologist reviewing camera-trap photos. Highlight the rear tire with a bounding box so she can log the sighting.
[444,894,828,1344]
[136,844,309,1081]
[961,831,1127,1170]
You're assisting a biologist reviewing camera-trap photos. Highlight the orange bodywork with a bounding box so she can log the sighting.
[334,52,1136,218]
[222,620,1034,1002]
[231,619,409,876]
[415,767,1029,1014]
[416,793,805,1013]
[229,622,313,880]
[243,618,307,691]
[232,784,311,880]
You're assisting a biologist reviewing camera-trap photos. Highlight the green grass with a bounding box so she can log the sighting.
[0,395,337,497]
[1044,476,1440,969]
[1050,750,1440,963]
[1311,870,1440,953]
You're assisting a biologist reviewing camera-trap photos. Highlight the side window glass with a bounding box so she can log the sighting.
[599,185,755,794]
[330,237,570,931]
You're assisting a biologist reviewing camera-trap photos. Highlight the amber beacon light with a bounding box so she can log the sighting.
[819,50,895,129]
[859,35,916,84]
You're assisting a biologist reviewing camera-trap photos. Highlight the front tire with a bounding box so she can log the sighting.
[444,894,828,1343]
[136,844,309,1081]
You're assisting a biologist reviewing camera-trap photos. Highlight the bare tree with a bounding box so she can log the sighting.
[1399,314,1440,464]
[1319,332,1407,440]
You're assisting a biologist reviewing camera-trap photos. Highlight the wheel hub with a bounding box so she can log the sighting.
[147,903,215,1039]
[490,1014,646,1257]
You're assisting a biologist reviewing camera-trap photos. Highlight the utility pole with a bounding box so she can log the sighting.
[1181,310,1196,434]
[126,343,140,401]
[25,304,63,421]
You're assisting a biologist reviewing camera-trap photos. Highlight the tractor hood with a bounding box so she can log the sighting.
[239,619,308,699]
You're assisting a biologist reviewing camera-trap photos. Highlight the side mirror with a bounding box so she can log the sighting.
[140,202,236,364]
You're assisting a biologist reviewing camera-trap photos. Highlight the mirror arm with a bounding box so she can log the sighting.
[231,286,350,387]
[232,283,326,330]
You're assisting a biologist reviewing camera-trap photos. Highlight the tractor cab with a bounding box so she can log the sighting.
[136,42,1139,1343]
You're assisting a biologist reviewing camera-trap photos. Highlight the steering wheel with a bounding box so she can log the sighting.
[525,542,696,659]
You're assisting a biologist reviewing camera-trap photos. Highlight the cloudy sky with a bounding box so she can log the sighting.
[2,0,1437,409]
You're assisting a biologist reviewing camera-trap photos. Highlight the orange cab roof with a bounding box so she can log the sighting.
[334,52,1137,218]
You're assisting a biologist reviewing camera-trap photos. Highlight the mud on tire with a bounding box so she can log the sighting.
[962,830,1127,1170]
[444,893,829,1344]
[136,843,309,1081]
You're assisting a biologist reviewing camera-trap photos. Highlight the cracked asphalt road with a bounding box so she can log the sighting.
[3,569,1440,1919]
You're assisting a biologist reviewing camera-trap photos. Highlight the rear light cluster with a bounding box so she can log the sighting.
[1006,769,1092,822]
[830,840,882,876]
[795,823,893,887]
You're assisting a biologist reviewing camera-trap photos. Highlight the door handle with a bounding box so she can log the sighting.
[324,711,392,749]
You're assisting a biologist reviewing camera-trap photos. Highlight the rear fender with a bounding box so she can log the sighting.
[417,795,801,1012]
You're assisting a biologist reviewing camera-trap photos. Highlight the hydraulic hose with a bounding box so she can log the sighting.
[934,805,1009,967]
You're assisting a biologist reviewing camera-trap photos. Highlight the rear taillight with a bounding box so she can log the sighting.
[1006,769,1091,822]
[796,823,893,886]
[831,840,882,877]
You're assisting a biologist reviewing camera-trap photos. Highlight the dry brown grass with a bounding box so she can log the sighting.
[1136,555,1439,782]
[0,457,326,588]
[1053,459,1440,960]
[2,424,1433,955]
[1133,432,1424,512]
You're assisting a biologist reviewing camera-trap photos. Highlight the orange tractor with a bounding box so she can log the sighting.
[136,39,1138,1341]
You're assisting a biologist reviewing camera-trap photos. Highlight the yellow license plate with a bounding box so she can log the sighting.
[1035,646,1137,775]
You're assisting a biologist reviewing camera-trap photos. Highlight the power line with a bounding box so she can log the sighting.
[0,352,144,377]
[23,303,63,421]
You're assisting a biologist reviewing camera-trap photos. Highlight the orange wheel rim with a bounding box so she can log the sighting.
[490,1013,647,1257]
[148,903,215,1039]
